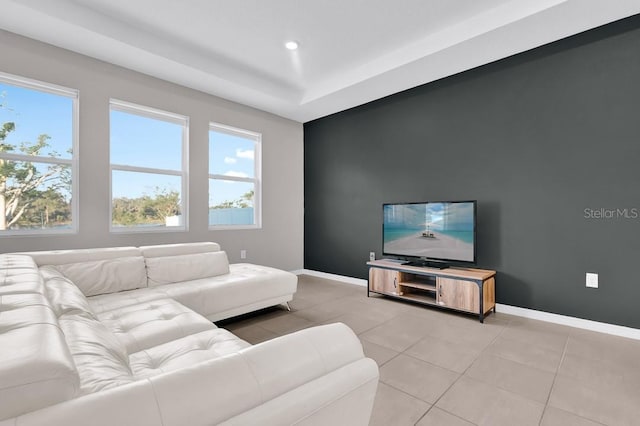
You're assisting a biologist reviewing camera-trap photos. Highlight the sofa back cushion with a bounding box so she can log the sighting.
[145,251,230,287]
[0,255,80,421]
[59,315,135,395]
[53,256,148,297]
[139,241,221,258]
[18,246,141,266]
[40,266,97,319]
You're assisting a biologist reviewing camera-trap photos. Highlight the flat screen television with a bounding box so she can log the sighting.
[382,201,477,268]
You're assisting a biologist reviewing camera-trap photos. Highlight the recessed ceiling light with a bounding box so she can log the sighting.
[285,41,299,50]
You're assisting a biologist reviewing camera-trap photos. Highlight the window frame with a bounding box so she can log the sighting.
[0,71,79,236]
[109,99,189,233]
[208,122,262,230]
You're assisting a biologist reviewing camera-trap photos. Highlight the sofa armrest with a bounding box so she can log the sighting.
[6,323,379,426]
[218,358,379,425]
[149,322,379,425]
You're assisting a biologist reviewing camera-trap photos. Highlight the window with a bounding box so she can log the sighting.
[110,100,188,231]
[0,72,78,235]
[209,123,261,229]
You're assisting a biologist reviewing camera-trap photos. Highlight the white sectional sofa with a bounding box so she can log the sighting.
[24,242,297,322]
[0,243,379,425]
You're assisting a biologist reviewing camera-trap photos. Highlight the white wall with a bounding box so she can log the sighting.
[0,30,304,271]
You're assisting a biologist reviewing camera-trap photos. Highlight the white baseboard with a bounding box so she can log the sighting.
[294,269,640,341]
[495,303,640,340]
[292,269,367,287]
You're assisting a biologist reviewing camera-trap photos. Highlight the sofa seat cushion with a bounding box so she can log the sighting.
[129,328,250,379]
[89,263,297,321]
[182,263,297,319]
[58,316,135,395]
[97,299,216,353]
[88,283,207,317]
[88,288,167,314]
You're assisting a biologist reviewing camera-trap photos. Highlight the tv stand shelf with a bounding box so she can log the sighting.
[367,260,496,322]
[400,279,436,292]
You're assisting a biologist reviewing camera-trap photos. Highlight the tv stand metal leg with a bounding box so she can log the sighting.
[478,279,484,323]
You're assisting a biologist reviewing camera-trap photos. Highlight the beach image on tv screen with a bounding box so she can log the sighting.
[383,202,474,262]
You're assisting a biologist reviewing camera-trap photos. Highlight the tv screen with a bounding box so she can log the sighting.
[383,201,476,264]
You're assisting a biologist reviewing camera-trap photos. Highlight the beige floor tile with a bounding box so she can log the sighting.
[292,289,341,305]
[379,354,459,403]
[217,307,289,329]
[406,335,481,373]
[422,319,502,351]
[500,323,568,354]
[287,295,317,311]
[540,406,605,426]
[256,313,315,335]
[558,352,640,394]
[322,312,386,335]
[483,335,564,373]
[291,304,344,323]
[398,302,452,321]
[227,324,279,344]
[246,275,640,426]
[360,314,432,351]
[436,376,545,426]
[369,383,431,426]
[361,340,399,367]
[508,316,575,336]
[565,330,640,367]
[481,312,514,327]
[416,407,475,426]
[342,297,402,322]
[465,354,555,403]
[362,293,414,314]
[549,375,640,426]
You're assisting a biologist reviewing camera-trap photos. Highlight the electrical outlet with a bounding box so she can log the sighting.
[240,250,247,259]
[586,272,598,288]
[369,252,375,261]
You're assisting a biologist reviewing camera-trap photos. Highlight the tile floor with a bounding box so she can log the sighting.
[218,275,640,426]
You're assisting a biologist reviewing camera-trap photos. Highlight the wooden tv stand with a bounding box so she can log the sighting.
[367,259,496,322]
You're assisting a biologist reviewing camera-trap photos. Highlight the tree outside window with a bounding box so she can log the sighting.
[110,100,188,231]
[0,74,77,234]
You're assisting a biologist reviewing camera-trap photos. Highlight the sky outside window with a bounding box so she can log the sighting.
[112,170,181,201]
[209,130,255,178]
[110,110,183,171]
[0,83,73,159]
[209,129,256,207]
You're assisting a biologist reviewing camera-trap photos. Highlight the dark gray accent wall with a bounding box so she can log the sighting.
[304,15,640,328]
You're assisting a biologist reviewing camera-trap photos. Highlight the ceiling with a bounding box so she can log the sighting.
[1,0,639,123]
